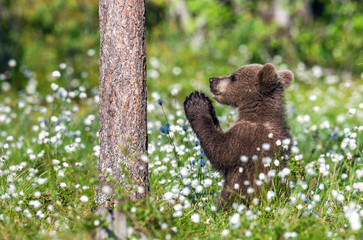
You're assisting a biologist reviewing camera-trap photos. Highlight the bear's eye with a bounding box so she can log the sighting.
[230,75,236,82]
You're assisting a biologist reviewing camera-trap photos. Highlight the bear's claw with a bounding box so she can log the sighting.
[184,91,219,126]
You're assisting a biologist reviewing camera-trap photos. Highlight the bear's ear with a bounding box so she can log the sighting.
[277,70,294,89]
[258,63,278,92]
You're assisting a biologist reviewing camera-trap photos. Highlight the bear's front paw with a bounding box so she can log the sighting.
[184,91,218,125]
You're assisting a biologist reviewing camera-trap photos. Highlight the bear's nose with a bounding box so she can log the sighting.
[209,78,214,84]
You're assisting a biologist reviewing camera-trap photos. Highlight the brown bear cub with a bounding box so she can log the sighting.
[184,63,293,209]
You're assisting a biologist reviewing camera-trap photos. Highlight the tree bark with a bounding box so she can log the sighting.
[96,0,149,206]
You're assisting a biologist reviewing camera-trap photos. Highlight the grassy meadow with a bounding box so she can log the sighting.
[1,0,363,239]
[0,51,362,239]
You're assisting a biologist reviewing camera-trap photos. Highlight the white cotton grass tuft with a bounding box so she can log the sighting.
[344,204,361,231]
[80,195,89,203]
[52,70,61,79]
[267,191,275,201]
[29,200,41,209]
[191,213,200,223]
[180,167,190,178]
[0,62,362,238]
[229,213,241,229]
[221,229,230,237]
[33,191,41,198]
[240,155,248,163]
[262,143,271,151]
[140,154,149,163]
[284,232,298,239]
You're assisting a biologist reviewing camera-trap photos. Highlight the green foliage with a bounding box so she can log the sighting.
[1,0,99,89]
[1,0,362,92]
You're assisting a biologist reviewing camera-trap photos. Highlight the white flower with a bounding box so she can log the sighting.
[50,136,57,143]
[336,194,344,203]
[229,213,241,229]
[173,211,183,218]
[274,159,280,167]
[291,146,299,154]
[173,204,182,211]
[163,192,173,201]
[52,159,60,165]
[191,179,199,188]
[356,169,363,179]
[240,155,248,163]
[309,95,317,101]
[245,230,252,237]
[348,108,356,115]
[137,186,145,194]
[352,182,363,191]
[195,185,203,193]
[52,70,61,78]
[313,194,321,202]
[29,200,42,209]
[8,59,17,67]
[267,191,275,201]
[172,66,182,76]
[202,179,213,188]
[262,157,272,166]
[181,187,191,196]
[191,213,200,223]
[247,187,254,194]
[65,144,75,153]
[344,207,361,231]
[87,49,96,56]
[80,195,89,202]
[284,231,298,239]
[33,191,41,198]
[93,145,100,157]
[36,210,45,218]
[262,143,271,151]
[282,138,291,146]
[180,167,189,178]
[221,229,230,237]
[140,154,148,163]
[51,83,59,91]
[80,92,87,99]
[60,182,67,188]
[259,173,266,181]
[282,168,291,176]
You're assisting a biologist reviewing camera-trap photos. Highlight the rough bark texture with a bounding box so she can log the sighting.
[96,0,149,206]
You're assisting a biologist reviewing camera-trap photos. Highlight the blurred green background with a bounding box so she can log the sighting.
[0,0,362,94]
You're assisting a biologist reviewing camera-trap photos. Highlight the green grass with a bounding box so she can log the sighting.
[0,52,362,239]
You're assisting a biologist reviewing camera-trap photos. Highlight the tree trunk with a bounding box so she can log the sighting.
[96,0,149,207]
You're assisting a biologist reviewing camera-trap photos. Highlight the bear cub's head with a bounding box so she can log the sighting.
[209,63,293,108]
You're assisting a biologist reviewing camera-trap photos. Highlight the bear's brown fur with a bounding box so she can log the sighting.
[184,63,293,208]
